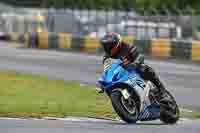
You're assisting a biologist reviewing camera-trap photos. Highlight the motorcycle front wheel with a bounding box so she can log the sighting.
[110,89,139,123]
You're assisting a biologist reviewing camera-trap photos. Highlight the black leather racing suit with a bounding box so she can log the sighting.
[102,42,166,94]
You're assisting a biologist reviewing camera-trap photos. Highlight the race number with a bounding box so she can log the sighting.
[103,58,117,71]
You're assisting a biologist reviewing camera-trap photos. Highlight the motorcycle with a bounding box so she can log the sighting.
[98,58,180,124]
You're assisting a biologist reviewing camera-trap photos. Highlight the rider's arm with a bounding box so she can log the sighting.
[122,44,144,67]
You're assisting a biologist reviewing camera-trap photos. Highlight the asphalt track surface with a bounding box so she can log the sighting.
[0,41,200,132]
[1,117,200,133]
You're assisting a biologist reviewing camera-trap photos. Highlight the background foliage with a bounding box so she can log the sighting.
[1,0,200,14]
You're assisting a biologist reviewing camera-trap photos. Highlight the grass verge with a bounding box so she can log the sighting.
[0,71,117,119]
[181,110,200,119]
[0,71,199,119]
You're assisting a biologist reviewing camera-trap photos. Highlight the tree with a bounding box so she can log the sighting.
[1,0,200,14]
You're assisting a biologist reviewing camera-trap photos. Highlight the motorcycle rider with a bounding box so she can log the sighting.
[100,32,166,100]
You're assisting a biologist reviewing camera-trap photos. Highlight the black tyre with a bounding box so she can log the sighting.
[160,90,180,124]
[110,90,139,123]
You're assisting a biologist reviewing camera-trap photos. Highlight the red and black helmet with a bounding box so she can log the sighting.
[100,32,122,57]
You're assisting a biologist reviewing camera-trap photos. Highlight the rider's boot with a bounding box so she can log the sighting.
[150,75,167,101]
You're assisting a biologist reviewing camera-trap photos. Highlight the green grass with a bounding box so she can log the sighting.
[181,111,200,119]
[0,71,199,119]
[0,71,117,119]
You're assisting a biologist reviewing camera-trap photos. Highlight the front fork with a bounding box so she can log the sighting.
[113,88,131,100]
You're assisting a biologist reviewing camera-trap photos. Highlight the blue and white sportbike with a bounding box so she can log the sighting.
[98,58,179,124]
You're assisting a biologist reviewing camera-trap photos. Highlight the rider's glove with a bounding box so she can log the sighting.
[122,54,144,68]
[122,56,131,67]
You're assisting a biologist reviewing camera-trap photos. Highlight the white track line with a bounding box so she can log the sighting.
[0,116,191,123]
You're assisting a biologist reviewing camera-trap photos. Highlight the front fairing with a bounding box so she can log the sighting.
[98,59,143,92]
[99,65,129,89]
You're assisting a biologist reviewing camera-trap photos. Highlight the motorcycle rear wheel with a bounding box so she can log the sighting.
[160,90,180,124]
